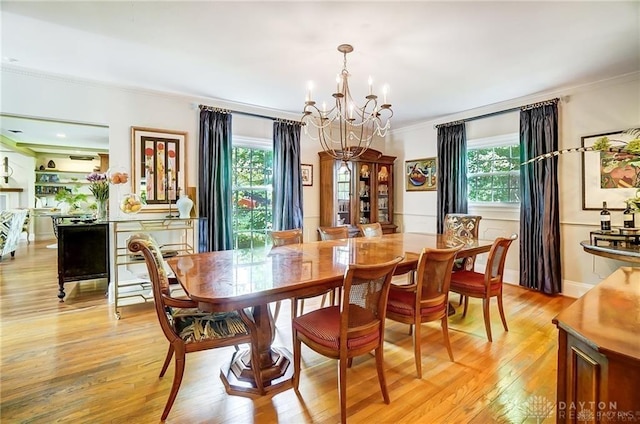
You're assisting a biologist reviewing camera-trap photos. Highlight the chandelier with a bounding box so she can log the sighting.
[302,44,393,163]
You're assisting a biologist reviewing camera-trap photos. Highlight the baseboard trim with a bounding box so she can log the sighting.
[475,264,592,298]
[561,279,594,298]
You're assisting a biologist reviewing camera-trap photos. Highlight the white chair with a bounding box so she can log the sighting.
[0,209,29,260]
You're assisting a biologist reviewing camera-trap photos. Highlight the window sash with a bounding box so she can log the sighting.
[467,133,520,205]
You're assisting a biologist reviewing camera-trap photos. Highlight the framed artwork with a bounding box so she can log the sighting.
[131,127,187,211]
[582,130,639,210]
[301,163,313,186]
[405,157,437,191]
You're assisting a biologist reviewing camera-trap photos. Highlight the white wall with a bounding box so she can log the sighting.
[388,72,640,297]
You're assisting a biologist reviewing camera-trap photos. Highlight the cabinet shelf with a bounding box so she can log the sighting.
[35,169,94,198]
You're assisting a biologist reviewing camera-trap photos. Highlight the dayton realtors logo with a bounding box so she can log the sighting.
[522,395,555,423]
[522,396,640,422]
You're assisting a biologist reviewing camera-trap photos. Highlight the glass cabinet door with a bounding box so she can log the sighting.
[336,163,351,226]
[357,162,372,224]
[376,164,391,223]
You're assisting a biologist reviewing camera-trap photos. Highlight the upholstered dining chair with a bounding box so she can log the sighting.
[318,225,349,240]
[449,234,517,342]
[0,209,28,260]
[271,229,332,320]
[358,222,383,237]
[127,233,256,421]
[443,214,482,271]
[292,256,403,424]
[385,246,461,378]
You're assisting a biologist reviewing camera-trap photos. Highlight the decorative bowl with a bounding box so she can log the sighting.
[107,166,129,185]
[120,193,144,214]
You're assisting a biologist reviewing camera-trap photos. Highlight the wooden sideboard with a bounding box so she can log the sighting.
[553,267,640,422]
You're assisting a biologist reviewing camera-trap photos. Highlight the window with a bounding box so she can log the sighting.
[467,134,520,204]
[231,140,273,250]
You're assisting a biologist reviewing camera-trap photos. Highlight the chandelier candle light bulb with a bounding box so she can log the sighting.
[306,81,313,102]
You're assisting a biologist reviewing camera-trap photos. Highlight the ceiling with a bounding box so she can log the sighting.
[0,115,108,156]
[1,1,639,151]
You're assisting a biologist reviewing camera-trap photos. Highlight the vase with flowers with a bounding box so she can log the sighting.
[87,172,109,221]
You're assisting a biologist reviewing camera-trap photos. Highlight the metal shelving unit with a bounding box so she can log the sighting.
[111,217,199,319]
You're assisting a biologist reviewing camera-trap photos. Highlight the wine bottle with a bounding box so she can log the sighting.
[600,201,611,231]
[623,202,635,228]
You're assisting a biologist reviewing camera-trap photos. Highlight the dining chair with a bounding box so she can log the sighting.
[443,214,482,271]
[385,246,461,378]
[270,229,331,320]
[444,213,482,307]
[318,225,349,240]
[449,234,517,342]
[127,233,256,421]
[292,256,403,424]
[358,222,383,237]
[271,228,304,247]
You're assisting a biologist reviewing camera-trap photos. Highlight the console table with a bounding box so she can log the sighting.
[111,217,200,319]
[581,229,640,263]
[553,267,640,422]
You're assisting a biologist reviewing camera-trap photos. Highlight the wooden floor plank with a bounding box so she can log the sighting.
[0,240,574,423]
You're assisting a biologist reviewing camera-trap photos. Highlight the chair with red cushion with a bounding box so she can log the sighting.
[449,234,517,342]
[386,246,461,378]
[292,256,403,424]
[444,213,482,271]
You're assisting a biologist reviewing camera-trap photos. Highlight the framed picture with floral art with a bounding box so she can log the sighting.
[131,127,187,211]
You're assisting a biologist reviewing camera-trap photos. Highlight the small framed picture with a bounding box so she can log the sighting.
[301,164,313,186]
[405,157,437,191]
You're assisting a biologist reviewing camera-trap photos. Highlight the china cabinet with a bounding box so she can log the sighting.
[318,148,396,236]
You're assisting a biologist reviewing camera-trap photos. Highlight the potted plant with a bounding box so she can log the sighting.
[54,181,88,214]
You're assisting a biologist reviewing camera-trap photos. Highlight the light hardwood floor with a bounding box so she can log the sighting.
[0,240,574,423]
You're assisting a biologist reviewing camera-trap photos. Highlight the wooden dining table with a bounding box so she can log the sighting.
[166,232,494,397]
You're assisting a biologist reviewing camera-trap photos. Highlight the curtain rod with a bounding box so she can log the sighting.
[434,98,560,129]
[198,104,302,125]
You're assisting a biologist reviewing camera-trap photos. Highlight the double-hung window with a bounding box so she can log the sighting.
[231,137,273,250]
[467,133,520,205]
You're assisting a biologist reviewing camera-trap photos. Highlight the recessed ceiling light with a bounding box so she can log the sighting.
[8,129,23,134]
[2,57,18,63]
[56,133,66,138]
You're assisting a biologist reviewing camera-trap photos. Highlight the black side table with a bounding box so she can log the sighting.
[57,222,109,301]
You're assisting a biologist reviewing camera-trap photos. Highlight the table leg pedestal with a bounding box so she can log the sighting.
[219,303,294,397]
[220,347,293,397]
